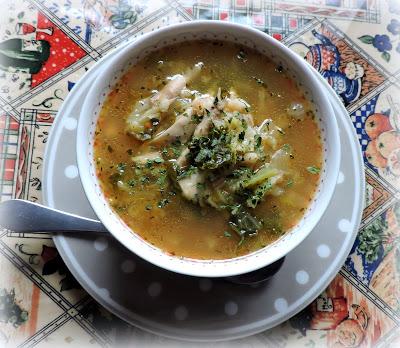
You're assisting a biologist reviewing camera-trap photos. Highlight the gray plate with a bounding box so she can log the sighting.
[42,45,364,342]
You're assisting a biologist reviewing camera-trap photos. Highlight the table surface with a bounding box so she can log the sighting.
[1,0,400,347]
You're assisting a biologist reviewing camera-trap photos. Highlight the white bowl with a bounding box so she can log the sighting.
[77,21,340,278]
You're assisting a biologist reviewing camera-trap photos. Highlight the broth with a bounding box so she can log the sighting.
[94,40,322,259]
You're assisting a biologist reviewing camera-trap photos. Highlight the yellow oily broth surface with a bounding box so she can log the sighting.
[94,40,322,260]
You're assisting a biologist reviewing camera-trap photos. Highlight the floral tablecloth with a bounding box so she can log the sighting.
[1,0,400,347]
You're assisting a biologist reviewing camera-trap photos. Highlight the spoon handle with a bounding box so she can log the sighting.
[0,199,108,234]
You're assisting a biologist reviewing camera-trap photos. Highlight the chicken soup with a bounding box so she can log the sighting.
[94,40,322,259]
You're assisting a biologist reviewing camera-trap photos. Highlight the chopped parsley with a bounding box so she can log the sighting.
[237,49,247,62]
[127,179,136,187]
[187,126,235,170]
[307,166,320,174]
[191,114,203,124]
[276,127,285,135]
[109,173,121,185]
[282,143,292,152]
[156,173,168,187]
[245,180,273,208]
[176,165,197,180]
[228,204,263,239]
[224,231,232,238]
[140,176,150,184]
[145,159,154,169]
[116,162,126,173]
[196,182,205,190]
[158,198,170,208]
[252,76,266,86]
[255,135,262,148]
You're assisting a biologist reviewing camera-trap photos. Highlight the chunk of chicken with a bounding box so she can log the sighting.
[151,92,216,145]
[270,148,291,171]
[131,152,162,164]
[193,116,212,137]
[242,152,259,167]
[217,91,250,113]
[258,118,284,150]
[150,108,197,145]
[191,94,214,114]
[126,63,204,140]
[178,170,205,202]
[176,147,190,168]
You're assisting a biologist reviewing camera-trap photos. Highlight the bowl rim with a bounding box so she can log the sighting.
[77,20,341,277]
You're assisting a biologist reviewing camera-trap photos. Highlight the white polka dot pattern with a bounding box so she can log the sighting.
[337,171,345,184]
[199,279,212,292]
[338,219,352,233]
[224,301,238,316]
[94,237,108,251]
[174,306,188,321]
[64,165,78,179]
[64,118,77,130]
[317,244,331,258]
[274,298,288,312]
[147,282,162,297]
[296,270,309,285]
[120,260,136,273]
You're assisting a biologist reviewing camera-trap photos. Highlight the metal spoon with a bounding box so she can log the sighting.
[0,199,108,234]
[0,199,284,283]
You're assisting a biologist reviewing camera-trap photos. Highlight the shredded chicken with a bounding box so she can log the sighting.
[178,170,205,202]
[151,93,216,145]
[131,152,162,164]
[176,147,190,168]
[126,62,204,140]
[150,108,196,145]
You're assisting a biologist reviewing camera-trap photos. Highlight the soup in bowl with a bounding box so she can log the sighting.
[78,21,340,277]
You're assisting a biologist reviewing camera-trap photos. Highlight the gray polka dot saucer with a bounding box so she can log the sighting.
[43,45,364,341]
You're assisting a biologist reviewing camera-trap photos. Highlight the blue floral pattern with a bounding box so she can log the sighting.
[358,19,400,62]
[387,19,400,35]
[372,34,392,52]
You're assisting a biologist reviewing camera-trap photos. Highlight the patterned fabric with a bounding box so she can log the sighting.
[1,0,400,347]
[351,95,378,152]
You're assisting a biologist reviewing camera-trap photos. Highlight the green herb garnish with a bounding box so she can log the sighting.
[245,180,273,208]
[158,198,170,208]
[307,166,320,174]
[140,176,150,184]
[252,76,266,86]
[109,173,121,185]
[282,143,292,152]
[255,135,262,148]
[145,159,154,169]
[187,126,235,170]
[127,179,136,187]
[116,162,126,173]
[191,114,203,124]
[276,127,285,135]
[228,204,263,239]
[237,49,247,61]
